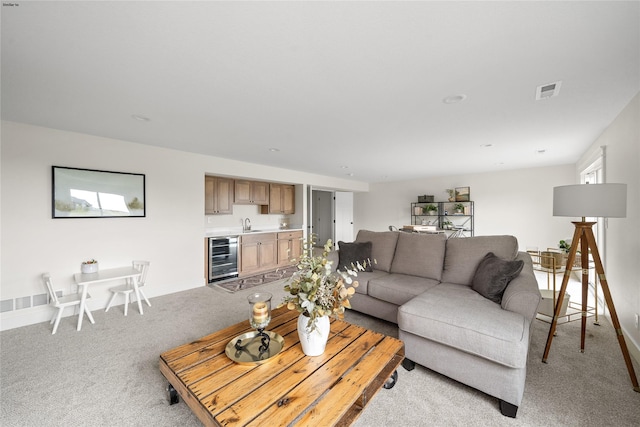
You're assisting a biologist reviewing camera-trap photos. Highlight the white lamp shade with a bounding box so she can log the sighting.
[553,183,627,218]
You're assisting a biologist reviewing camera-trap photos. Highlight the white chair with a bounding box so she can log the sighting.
[105,260,150,316]
[42,273,95,334]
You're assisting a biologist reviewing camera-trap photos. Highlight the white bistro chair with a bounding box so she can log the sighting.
[105,260,150,316]
[43,273,95,334]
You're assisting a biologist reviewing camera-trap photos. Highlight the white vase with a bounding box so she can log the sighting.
[81,263,98,274]
[297,313,330,356]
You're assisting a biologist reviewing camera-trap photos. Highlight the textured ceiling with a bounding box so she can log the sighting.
[2,1,639,183]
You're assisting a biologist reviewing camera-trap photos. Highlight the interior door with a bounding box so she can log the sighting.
[312,190,333,247]
[334,192,354,244]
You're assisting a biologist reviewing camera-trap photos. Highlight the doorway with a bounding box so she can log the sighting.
[308,189,354,248]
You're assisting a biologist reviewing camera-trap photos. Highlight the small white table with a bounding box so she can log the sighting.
[74,266,142,331]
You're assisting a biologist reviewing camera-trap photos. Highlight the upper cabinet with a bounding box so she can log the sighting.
[205,176,234,215]
[262,183,295,214]
[205,176,294,215]
[234,180,269,205]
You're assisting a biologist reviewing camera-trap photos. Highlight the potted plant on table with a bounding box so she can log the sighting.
[81,259,99,274]
[280,235,369,356]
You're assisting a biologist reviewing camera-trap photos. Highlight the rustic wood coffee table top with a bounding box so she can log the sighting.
[159,306,404,427]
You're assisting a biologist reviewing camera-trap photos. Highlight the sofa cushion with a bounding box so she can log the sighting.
[472,252,524,304]
[349,270,390,295]
[337,241,373,272]
[441,235,519,286]
[355,230,399,272]
[390,232,446,280]
[398,283,529,368]
[368,273,440,307]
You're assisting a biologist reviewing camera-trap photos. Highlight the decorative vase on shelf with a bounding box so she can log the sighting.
[297,313,330,356]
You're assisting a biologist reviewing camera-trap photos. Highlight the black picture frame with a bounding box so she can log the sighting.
[52,166,145,218]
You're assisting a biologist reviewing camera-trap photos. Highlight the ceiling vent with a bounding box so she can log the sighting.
[536,81,562,100]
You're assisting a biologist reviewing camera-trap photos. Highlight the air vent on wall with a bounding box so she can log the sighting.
[536,81,562,100]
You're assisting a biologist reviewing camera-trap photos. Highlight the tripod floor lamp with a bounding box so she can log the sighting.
[542,183,639,392]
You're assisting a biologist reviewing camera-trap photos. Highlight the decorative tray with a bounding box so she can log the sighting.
[225,330,285,365]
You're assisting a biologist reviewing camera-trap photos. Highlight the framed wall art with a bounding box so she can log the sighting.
[455,187,470,202]
[52,166,145,218]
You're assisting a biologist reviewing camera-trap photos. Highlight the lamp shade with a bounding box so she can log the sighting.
[553,183,627,218]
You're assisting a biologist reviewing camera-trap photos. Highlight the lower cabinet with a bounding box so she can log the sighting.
[239,231,303,276]
[239,233,277,276]
[277,231,303,266]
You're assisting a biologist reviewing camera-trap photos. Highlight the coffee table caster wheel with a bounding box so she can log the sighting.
[383,370,398,389]
[166,383,179,405]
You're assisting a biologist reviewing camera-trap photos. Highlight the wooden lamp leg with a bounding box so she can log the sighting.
[542,224,580,362]
[542,221,640,392]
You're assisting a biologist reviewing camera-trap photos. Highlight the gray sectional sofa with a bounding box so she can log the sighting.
[331,230,541,417]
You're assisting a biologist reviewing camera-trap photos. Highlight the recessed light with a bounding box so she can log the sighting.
[480,144,493,148]
[340,165,349,169]
[131,114,150,122]
[346,173,355,177]
[268,148,280,152]
[443,94,467,104]
[495,162,505,166]
[536,149,546,154]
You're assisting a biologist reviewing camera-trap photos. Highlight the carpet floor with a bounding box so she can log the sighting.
[1,278,639,426]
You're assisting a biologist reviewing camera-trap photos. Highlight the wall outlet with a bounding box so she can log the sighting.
[635,313,640,330]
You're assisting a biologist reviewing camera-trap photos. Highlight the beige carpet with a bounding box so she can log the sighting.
[1,278,639,426]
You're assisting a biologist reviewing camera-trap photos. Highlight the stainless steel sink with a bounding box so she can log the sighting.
[243,230,263,233]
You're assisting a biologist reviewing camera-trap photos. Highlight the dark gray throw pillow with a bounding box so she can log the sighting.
[338,241,373,272]
[471,252,524,304]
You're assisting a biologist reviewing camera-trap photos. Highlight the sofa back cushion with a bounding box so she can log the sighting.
[441,235,519,286]
[337,241,374,272]
[355,230,399,272]
[390,232,446,280]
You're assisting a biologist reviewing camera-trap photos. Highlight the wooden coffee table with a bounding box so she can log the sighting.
[159,306,404,426]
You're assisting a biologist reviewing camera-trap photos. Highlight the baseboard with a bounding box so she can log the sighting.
[0,294,128,331]
[1,305,53,331]
[623,327,640,366]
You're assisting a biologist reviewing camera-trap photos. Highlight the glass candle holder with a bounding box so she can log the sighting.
[248,292,272,330]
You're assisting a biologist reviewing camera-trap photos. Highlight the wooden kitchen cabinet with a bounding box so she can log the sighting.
[277,230,303,266]
[205,176,234,214]
[239,233,277,275]
[262,183,295,214]
[234,180,269,205]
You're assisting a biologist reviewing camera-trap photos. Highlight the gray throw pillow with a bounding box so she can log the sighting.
[338,241,373,272]
[471,252,524,304]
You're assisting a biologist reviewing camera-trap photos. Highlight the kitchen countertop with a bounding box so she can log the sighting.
[204,228,303,238]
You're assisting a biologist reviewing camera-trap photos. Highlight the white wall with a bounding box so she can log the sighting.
[354,164,576,252]
[0,121,367,330]
[579,93,640,358]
